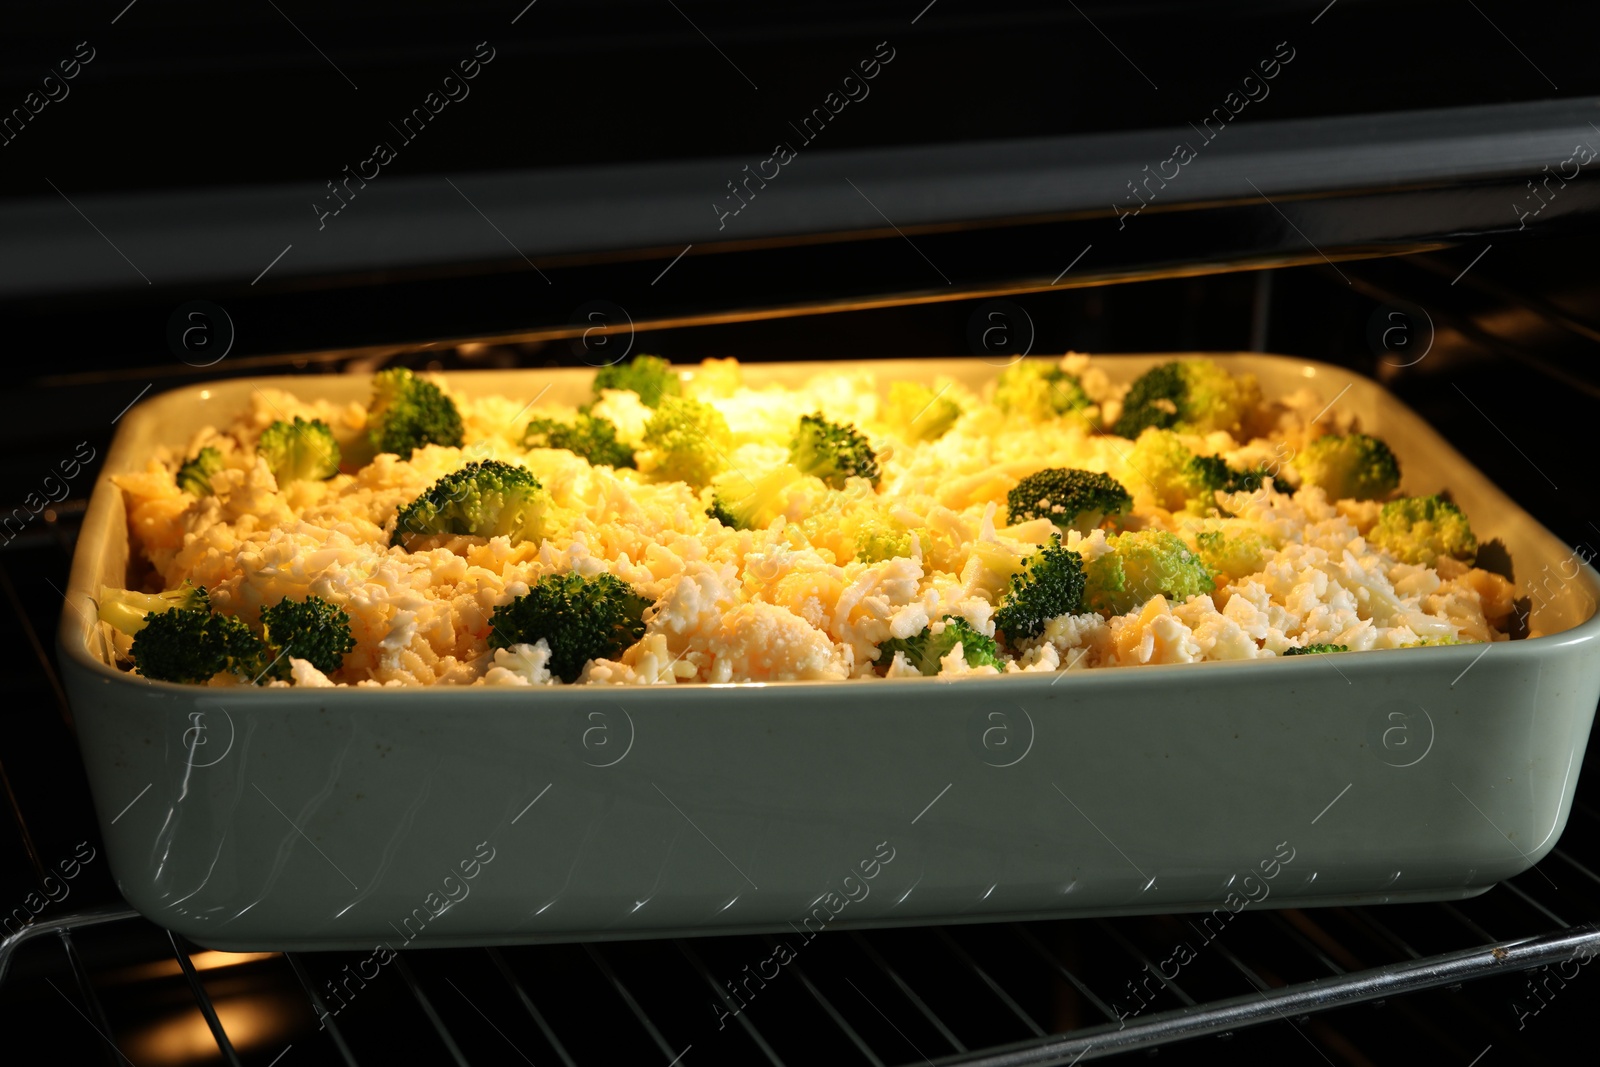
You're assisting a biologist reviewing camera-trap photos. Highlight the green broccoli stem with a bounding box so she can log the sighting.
[97,583,209,636]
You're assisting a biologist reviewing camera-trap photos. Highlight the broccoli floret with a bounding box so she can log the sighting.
[993,360,1092,422]
[176,447,224,497]
[487,572,650,682]
[1283,643,1349,656]
[1223,463,1272,493]
[1185,454,1231,496]
[1125,429,1226,513]
[1007,468,1132,533]
[876,615,1002,675]
[1112,362,1183,437]
[259,417,341,484]
[636,396,732,488]
[97,582,210,635]
[1113,359,1261,438]
[707,463,806,531]
[825,496,916,563]
[1085,530,1215,616]
[687,357,743,399]
[1408,634,1463,647]
[258,595,356,680]
[593,354,682,408]
[1292,434,1401,501]
[102,582,285,684]
[882,381,961,442]
[391,460,550,547]
[129,609,226,683]
[851,513,914,563]
[524,413,636,469]
[106,584,340,685]
[131,608,267,684]
[993,539,1088,642]
[1367,494,1477,566]
[790,413,881,489]
[367,367,464,459]
[1193,530,1272,582]
[1185,455,1274,505]
[789,485,922,564]
[967,539,1033,599]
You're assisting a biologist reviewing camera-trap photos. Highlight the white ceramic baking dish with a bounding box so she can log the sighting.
[58,355,1600,952]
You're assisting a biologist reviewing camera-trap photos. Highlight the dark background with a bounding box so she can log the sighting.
[1,0,1586,195]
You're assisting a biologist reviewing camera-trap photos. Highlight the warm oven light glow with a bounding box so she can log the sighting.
[124,993,303,1065]
[188,950,277,972]
[103,950,278,984]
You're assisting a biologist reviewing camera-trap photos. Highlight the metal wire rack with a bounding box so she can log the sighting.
[5,257,1600,1065]
[5,809,1600,1066]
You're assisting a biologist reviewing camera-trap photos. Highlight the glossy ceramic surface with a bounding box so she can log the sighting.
[58,356,1600,951]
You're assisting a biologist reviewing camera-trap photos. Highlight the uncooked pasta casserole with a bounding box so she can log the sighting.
[99,354,1516,688]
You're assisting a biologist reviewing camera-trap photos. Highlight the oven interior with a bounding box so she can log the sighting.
[4,235,1599,1064]
[7,0,1600,1058]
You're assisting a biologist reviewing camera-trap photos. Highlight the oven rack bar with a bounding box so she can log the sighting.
[930,923,1600,1066]
[5,876,1596,1067]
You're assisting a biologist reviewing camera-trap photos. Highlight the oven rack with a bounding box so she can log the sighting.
[4,897,1600,1066]
[4,497,1600,1066]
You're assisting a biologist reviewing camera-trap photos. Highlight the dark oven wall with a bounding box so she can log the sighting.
[4,0,1600,353]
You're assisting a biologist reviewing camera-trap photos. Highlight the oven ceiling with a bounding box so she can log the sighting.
[6,0,1599,366]
[2,96,1600,298]
[3,0,1599,297]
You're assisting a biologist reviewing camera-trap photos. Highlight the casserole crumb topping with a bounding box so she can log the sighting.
[105,355,1513,686]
